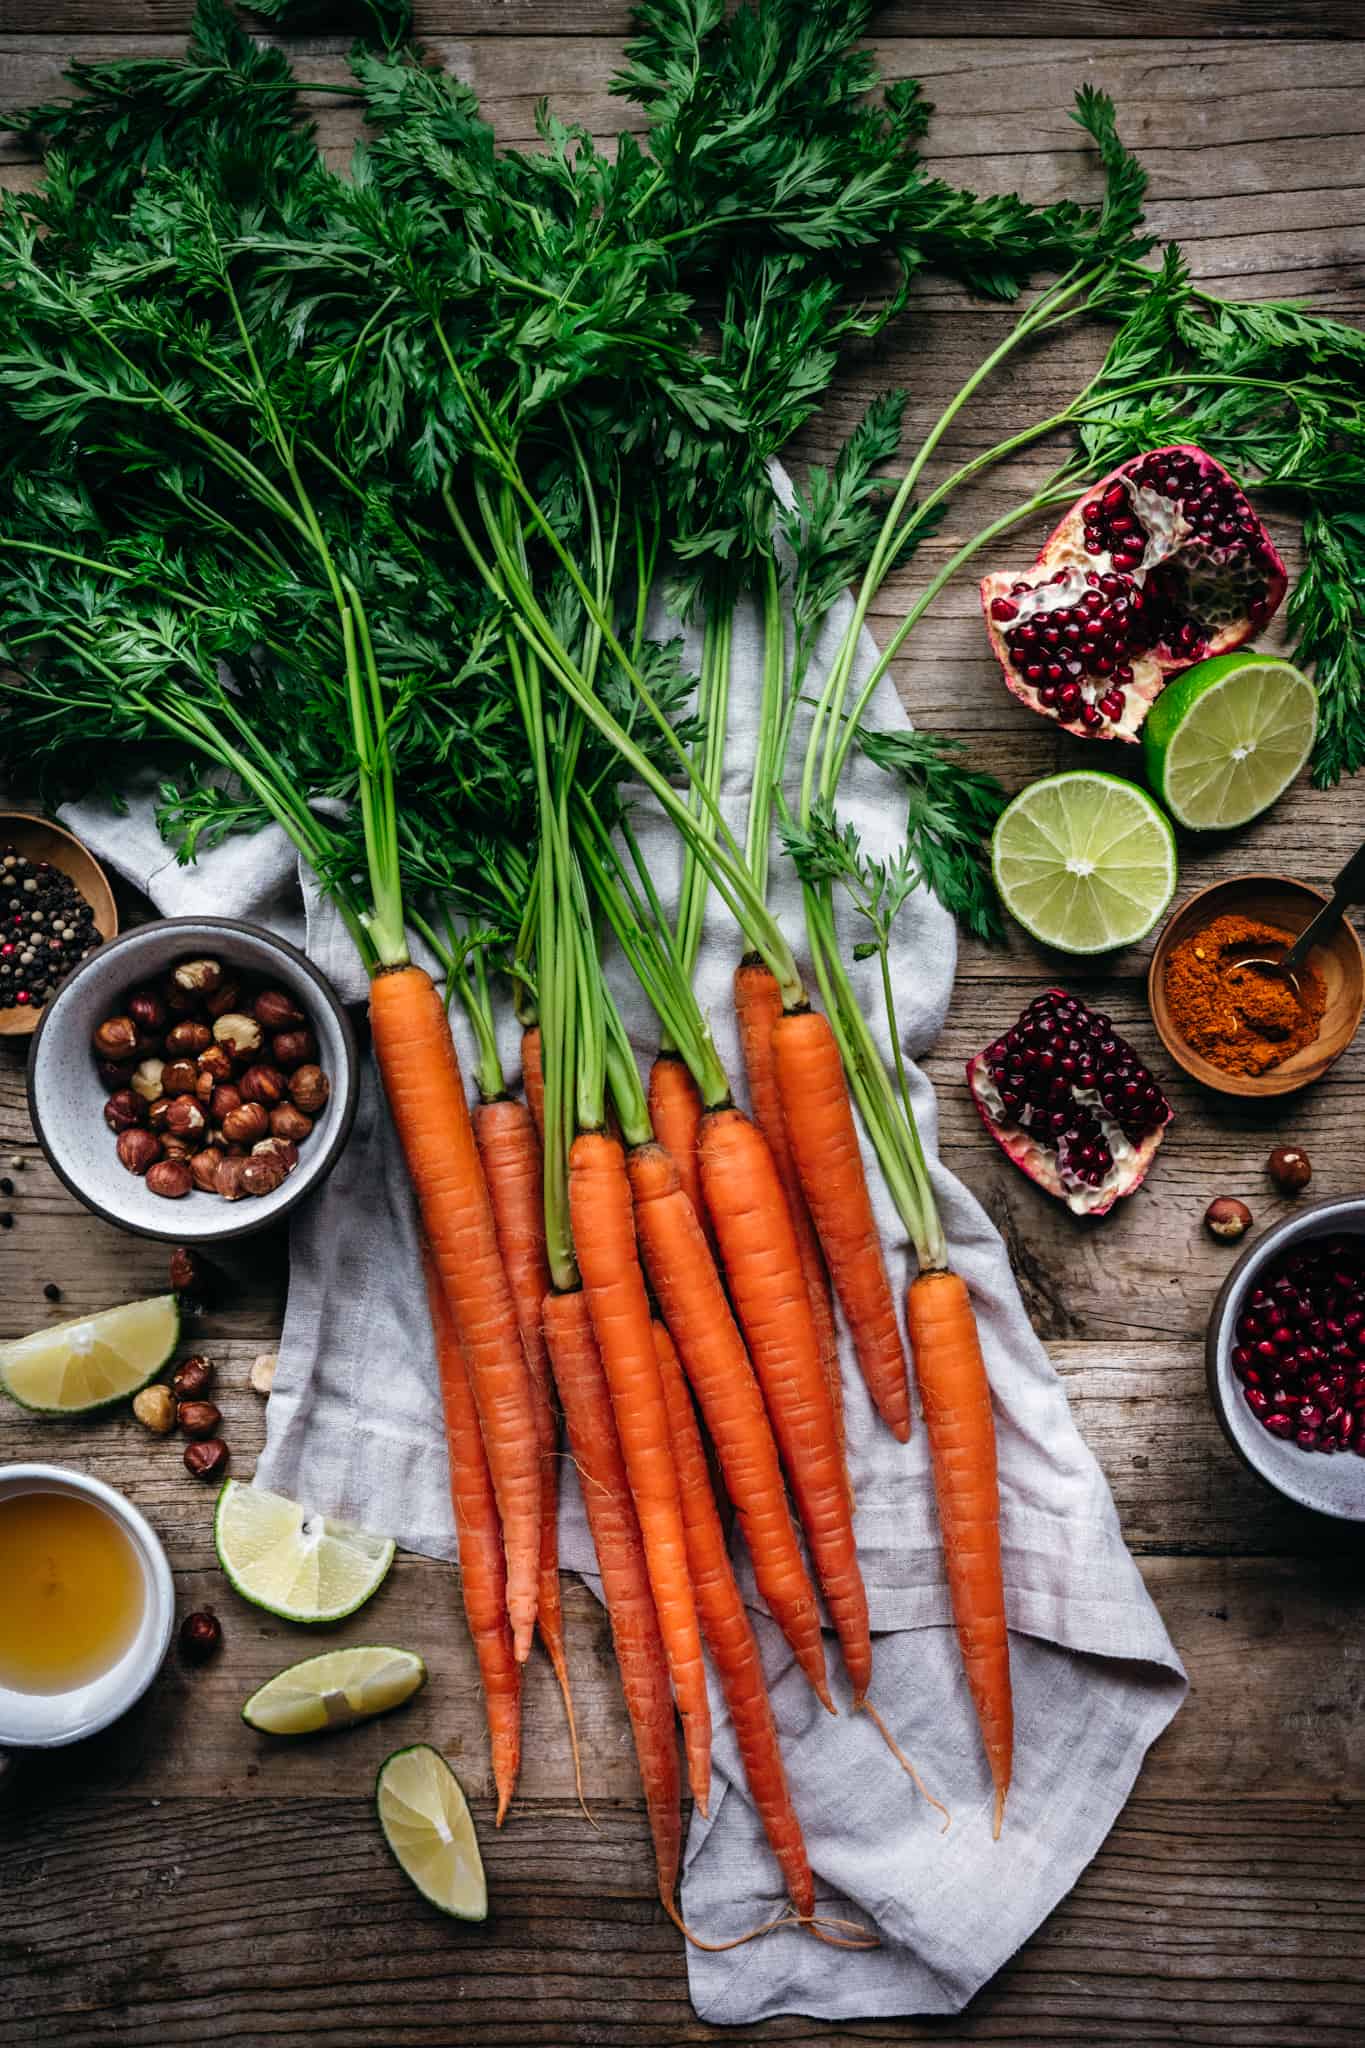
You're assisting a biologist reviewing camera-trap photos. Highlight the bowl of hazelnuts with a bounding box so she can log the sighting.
[27,917,359,1242]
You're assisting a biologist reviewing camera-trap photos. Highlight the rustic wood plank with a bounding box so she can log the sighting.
[0,0,1358,37]
[1,1798,1361,2047]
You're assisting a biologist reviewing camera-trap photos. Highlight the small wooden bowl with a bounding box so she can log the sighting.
[0,814,118,1039]
[1148,875,1365,1098]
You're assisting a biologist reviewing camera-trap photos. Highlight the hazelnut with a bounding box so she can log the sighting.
[177,1399,222,1439]
[96,1058,136,1090]
[1204,1196,1252,1242]
[197,1043,234,1083]
[189,1150,224,1194]
[165,1019,212,1058]
[161,1058,200,1097]
[179,1610,222,1662]
[213,1011,263,1059]
[269,1103,313,1143]
[147,1096,175,1132]
[131,1057,166,1103]
[184,1439,229,1481]
[215,1155,251,1202]
[127,988,167,1035]
[147,1157,193,1199]
[241,1152,289,1197]
[1267,1146,1312,1194]
[103,1088,144,1134]
[160,1136,194,1162]
[290,1064,330,1115]
[249,1352,277,1397]
[271,1028,317,1071]
[204,978,244,1019]
[252,1135,298,1174]
[132,1384,176,1434]
[239,1063,287,1107]
[117,1128,162,1176]
[173,957,223,996]
[93,1015,139,1061]
[222,1100,270,1145]
[168,1245,208,1298]
[210,1083,244,1123]
[162,975,200,1016]
[195,1068,219,1106]
[254,987,303,1031]
[171,1354,215,1400]
[164,1097,207,1141]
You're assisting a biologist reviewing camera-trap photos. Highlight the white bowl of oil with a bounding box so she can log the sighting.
[0,1464,175,1748]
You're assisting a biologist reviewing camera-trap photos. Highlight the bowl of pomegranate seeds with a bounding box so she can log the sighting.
[27,917,359,1243]
[1207,1197,1365,1518]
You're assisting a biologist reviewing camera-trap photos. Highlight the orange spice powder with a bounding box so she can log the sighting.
[1164,912,1326,1076]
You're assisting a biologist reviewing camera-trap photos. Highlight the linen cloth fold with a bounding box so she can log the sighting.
[62,555,1185,2024]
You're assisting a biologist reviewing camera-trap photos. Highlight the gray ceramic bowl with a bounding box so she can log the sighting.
[1207,1194,1365,1520]
[27,916,358,1244]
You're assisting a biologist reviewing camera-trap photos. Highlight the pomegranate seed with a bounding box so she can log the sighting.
[990,597,1019,622]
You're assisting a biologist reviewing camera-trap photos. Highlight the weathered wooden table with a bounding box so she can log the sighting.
[2,4,1363,2042]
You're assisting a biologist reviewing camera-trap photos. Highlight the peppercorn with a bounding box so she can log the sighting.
[42,1282,60,1302]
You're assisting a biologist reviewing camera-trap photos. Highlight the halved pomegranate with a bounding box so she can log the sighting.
[980,446,1288,742]
[967,989,1172,1217]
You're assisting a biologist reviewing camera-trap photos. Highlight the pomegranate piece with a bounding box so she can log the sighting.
[1237,1236,1365,1454]
[967,988,1172,1217]
[980,445,1287,743]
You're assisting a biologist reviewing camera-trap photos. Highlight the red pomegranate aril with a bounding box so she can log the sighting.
[1264,1413,1294,1439]
[1246,1389,1271,1417]
[1296,1427,1319,1450]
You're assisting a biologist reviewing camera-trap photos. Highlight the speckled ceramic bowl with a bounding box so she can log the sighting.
[1206,1194,1365,1521]
[27,917,359,1244]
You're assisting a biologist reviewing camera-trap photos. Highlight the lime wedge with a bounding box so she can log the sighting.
[243,1646,426,1735]
[214,1479,396,1624]
[376,1744,487,1921]
[1142,653,1317,831]
[992,770,1177,954]
[0,1294,180,1414]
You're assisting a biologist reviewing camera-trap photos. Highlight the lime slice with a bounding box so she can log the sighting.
[992,770,1177,954]
[214,1479,396,1624]
[376,1744,487,1921]
[243,1646,426,1735]
[0,1293,180,1414]
[1142,653,1317,831]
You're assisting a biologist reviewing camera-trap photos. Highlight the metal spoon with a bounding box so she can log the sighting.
[1236,840,1365,1004]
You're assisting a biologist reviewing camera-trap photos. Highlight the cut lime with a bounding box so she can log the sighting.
[992,770,1177,954]
[1142,653,1317,831]
[376,1744,487,1921]
[214,1479,396,1624]
[0,1293,180,1415]
[243,1646,426,1735]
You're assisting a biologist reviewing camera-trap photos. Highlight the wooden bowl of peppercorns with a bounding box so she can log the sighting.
[0,814,118,1037]
[27,916,359,1242]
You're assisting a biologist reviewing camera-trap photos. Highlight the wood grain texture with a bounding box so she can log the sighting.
[1,4,1364,2042]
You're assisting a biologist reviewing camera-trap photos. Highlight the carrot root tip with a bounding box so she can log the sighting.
[859,1699,952,1832]
[993,1787,1006,1840]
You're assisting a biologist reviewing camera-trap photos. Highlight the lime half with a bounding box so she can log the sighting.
[0,1294,180,1414]
[1142,653,1317,831]
[214,1479,396,1624]
[376,1744,487,1921]
[244,1646,426,1735]
[992,770,1177,954]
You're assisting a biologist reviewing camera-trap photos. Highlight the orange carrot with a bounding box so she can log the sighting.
[653,1321,816,1920]
[569,1129,711,1811]
[697,1106,871,1701]
[627,1139,831,1709]
[422,1251,521,1824]
[773,1008,911,1442]
[734,958,847,1482]
[370,965,540,1661]
[521,1024,545,1146]
[475,1096,582,1797]
[906,1270,1012,1836]
[543,1288,681,1911]
[648,1052,713,1253]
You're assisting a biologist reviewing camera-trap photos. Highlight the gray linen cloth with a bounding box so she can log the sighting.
[62,563,1185,2024]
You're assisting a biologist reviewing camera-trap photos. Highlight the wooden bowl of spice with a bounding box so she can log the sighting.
[1149,876,1365,1098]
[0,814,118,1039]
